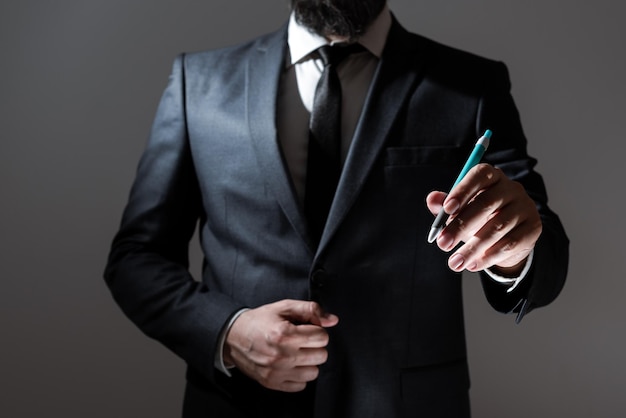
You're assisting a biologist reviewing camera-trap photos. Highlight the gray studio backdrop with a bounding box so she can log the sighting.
[1,0,624,417]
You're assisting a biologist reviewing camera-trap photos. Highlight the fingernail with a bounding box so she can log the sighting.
[444,198,460,214]
[437,233,454,251]
[449,253,465,271]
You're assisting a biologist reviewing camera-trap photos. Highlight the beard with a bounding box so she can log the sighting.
[291,0,387,41]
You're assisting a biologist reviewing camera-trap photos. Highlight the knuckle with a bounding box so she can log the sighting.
[258,348,281,367]
[455,216,466,232]
[491,214,511,234]
[319,332,330,346]
[290,382,307,392]
[266,322,290,346]
[260,375,283,391]
[481,194,502,214]
[307,367,320,381]
[257,366,273,383]
[501,238,519,253]
[475,163,495,180]
[318,349,329,364]
[307,348,327,366]
[511,180,526,193]
[265,331,282,347]
[463,242,477,256]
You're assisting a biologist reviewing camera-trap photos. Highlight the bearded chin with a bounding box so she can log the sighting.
[292,0,386,40]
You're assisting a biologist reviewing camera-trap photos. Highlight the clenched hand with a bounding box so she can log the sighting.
[223,299,339,392]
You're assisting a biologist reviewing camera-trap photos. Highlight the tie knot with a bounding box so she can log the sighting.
[317,43,363,67]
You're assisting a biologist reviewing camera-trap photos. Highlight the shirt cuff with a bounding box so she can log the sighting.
[214,308,249,377]
[483,249,534,293]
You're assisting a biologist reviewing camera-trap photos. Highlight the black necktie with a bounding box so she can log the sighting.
[305,43,361,243]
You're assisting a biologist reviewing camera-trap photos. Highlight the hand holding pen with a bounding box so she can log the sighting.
[426,130,542,277]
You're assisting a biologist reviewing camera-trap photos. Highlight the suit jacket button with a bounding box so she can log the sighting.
[311,269,327,288]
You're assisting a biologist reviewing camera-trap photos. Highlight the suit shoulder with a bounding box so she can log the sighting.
[412,33,511,92]
[179,25,287,73]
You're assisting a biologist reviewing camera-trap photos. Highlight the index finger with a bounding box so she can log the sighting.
[290,324,331,349]
[444,164,503,216]
[277,300,339,328]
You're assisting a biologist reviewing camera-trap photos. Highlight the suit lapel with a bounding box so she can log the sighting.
[245,20,430,256]
[246,25,315,253]
[319,20,429,251]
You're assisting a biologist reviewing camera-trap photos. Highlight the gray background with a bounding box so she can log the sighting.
[1,0,623,416]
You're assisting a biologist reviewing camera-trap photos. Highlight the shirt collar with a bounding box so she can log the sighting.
[287,4,392,65]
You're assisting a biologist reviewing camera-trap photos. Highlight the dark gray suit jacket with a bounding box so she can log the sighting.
[104,19,568,418]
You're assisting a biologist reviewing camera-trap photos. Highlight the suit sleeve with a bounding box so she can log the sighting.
[475,62,569,323]
[103,55,245,382]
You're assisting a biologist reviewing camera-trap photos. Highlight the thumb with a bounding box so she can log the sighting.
[278,300,339,328]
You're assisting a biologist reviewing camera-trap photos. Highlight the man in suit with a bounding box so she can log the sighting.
[104,0,568,416]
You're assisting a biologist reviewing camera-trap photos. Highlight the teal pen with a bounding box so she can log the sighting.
[427,129,492,244]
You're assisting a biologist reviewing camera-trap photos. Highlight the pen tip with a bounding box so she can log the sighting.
[484,129,492,139]
[427,228,439,244]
